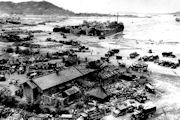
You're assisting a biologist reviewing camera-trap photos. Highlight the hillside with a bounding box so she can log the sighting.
[0,1,75,15]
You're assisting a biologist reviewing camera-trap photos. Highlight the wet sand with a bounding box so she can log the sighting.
[64,33,180,120]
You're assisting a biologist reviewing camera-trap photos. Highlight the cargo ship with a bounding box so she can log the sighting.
[53,21,124,37]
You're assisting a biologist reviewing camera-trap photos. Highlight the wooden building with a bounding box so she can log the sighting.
[22,63,97,103]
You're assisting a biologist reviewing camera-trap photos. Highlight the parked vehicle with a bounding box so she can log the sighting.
[99,35,105,39]
[162,52,176,58]
[0,74,6,81]
[131,103,156,120]
[148,49,152,53]
[116,56,122,60]
[134,94,148,103]
[145,84,155,94]
[112,49,120,53]
[113,104,135,117]
[130,52,140,59]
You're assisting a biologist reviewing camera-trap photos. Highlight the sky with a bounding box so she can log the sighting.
[0,0,180,14]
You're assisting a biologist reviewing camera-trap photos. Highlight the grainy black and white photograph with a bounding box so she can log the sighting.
[0,0,180,119]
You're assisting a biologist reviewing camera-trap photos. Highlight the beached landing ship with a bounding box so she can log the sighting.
[53,21,124,37]
[5,17,21,24]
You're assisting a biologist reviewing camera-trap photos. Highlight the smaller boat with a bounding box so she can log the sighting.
[175,18,180,22]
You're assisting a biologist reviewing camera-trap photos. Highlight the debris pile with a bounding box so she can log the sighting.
[0,33,33,42]
[130,103,156,120]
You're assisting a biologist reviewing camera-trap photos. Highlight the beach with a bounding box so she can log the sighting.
[1,14,180,119]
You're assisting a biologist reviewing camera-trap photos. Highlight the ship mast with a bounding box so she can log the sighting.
[117,12,119,23]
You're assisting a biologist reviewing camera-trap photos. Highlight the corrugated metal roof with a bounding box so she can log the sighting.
[33,67,83,91]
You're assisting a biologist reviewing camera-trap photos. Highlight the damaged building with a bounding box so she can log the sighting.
[21,63,98,105]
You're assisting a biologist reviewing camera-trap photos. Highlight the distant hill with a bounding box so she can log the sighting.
[170,11,180,16]
[76,13,112,17]
[0,1,75,15]
[75,13,143,18]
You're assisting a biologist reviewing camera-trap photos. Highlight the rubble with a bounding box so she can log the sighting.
[0,16,162,120]
[112,103,135,117]
[0,52,157,120]
[0,33,33,42]
[131,102,156,120]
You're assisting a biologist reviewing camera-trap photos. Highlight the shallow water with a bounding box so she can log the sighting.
[22,15,180,43]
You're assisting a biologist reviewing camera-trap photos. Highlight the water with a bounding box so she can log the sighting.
[25,15,180,43]
[78,15,180,42]
[123,15,180,42]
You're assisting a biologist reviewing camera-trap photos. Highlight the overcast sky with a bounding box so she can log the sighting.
[0,0,180,14]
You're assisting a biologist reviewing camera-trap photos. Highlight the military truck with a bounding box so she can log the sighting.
[131,103,156,120]
[0,74,6,81]
[113,104,135,117]
[145,84,155,94]
[130,52,140,59]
